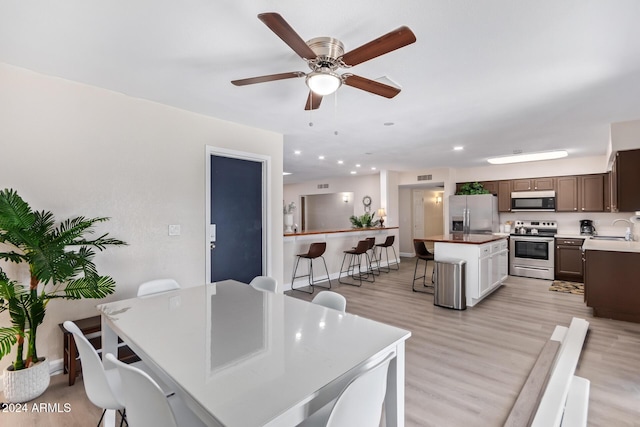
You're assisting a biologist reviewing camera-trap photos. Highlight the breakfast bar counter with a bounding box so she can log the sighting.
[283,227,399,292]
[415,234,509,307]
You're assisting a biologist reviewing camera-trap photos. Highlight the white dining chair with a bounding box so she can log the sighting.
[298,352,394,427]
[105,353,206,427]
[62,321,126,427]
[137,278,180,297]
[250,275,278,293]
[312,291,347,313]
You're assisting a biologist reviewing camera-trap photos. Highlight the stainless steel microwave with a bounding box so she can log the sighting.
[511,190,556,212]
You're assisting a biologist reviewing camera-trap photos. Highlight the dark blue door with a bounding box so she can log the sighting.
[210,155,263,283]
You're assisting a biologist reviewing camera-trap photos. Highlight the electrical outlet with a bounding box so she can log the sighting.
[168,224,181,236]
[169,296,181,310]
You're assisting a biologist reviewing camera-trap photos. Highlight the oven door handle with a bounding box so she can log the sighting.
[512,237,554,243]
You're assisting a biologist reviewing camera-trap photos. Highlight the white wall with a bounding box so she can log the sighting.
[0,63,284,372]
[283,174,381,229]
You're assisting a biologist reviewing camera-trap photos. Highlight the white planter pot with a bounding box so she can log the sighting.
[284,214,294,233]
[3,358,50,403]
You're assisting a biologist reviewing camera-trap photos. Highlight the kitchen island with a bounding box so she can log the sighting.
[582,238,640,323]
[417,234,508,307]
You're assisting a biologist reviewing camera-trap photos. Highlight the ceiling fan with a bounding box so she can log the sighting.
[231,13,416,110]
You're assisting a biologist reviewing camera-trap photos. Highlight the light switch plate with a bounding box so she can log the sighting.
[168,224,181,236]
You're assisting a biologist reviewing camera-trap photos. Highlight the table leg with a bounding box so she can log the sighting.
[385,340,405,427]
[101,315,118,370]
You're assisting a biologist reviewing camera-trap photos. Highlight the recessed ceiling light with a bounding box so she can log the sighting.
[350,171,357,175]
[453,146,464,151]
[283,172,292,176]
[294,150,301,155]
[487,150,568,165]
[371,167,377,170]
[318,155,325,160]
[355,164,361,168]
[337,160,344,164]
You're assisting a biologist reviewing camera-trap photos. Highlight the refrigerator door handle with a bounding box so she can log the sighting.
[463,208,469,234]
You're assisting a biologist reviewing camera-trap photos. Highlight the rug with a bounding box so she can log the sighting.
[549,280,584,295]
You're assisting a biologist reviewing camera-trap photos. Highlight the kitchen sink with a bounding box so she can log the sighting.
[590,235,627,241]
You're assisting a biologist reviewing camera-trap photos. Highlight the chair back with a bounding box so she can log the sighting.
[353,240,370,254]
[312,291,347,313]
[137,278,180,297]
[381,235,395,247]
[105,353,178,427]
[307,242,327,258]
[62,321,122,410]
[326,352,394,427]
[365,237,376,250]
[413,241,433,259]
[250,276,278,293]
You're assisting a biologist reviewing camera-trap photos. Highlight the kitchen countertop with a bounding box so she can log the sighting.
[416,234,507,245]
[582,238,640,253]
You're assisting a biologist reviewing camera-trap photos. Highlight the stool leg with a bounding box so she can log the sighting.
[389,246,399,270]
[291,255,313,294]
[310,255,332,289]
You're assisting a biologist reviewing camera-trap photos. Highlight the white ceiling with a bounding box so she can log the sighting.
[2,1,640,184]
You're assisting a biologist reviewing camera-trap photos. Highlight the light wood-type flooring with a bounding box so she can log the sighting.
[2,258,639,426]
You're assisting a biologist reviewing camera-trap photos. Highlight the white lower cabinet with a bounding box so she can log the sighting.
[435,238,508,307]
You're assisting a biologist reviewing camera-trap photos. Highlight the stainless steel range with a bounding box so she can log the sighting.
[509,220,557,280]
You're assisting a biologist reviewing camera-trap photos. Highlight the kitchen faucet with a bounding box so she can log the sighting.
[612,218,631,226]
[612,218,634,241]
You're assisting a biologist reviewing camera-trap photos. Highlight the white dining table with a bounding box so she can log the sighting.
[98,280,411,426]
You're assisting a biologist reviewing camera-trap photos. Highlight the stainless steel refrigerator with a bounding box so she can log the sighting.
[449,194,499,234]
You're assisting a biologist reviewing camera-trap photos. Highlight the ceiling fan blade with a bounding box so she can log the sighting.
[258,13,317,60]
[305,91,323,110]
[343,75,401,98]
[340,26,416,67]
[231,71,306,86]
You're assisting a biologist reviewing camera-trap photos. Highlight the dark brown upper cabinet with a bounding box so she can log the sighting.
[512,178,555,192]
[610,149,640,212]
[556,174,605,212]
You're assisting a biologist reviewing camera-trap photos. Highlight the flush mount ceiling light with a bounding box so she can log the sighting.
[487,150,568,165]
[306,69,342,95]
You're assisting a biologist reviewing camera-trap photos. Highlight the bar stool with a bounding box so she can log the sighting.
[375,235,399,272]
[291,242,331,294]
[413,240,435,293]
[339,240,375,286]
[365,237,381,276]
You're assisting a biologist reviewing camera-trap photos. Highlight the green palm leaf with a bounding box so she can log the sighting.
[0,327,19,359]
[61,276,116,299]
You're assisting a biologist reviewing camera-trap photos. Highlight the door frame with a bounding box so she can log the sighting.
[205,145,272,284]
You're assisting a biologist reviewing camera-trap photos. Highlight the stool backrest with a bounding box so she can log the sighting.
[414,240,433,258]
[354,240,370,254]
[365,237,376,250]
[307,242,327,258]
[382,235,395,246]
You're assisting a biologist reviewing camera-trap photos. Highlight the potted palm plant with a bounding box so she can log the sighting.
[0,188,126,402]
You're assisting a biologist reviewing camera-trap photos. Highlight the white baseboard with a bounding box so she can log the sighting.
[0,358,64,393]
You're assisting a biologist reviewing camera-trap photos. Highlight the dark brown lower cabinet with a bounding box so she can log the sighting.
[584,249,640,323]
[554,238,584,282]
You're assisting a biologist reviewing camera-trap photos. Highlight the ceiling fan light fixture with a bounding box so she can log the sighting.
[487,150,568,165]
[306,70,342,95]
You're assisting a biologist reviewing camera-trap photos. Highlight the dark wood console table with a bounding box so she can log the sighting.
[59,315,139,386]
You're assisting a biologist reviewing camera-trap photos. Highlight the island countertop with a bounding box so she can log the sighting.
[582,238,640,253]
[416,234,507,245]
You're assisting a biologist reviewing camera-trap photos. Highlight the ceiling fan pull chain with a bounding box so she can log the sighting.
[334,91,339,135]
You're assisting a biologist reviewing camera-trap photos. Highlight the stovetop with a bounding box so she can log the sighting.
[510,220,557,237]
